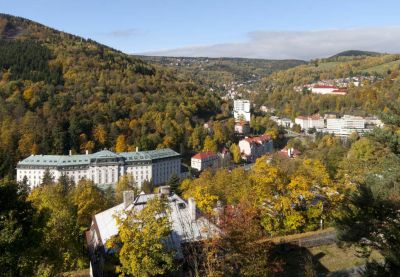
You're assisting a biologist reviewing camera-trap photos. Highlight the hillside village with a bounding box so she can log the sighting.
[1,11,400,277]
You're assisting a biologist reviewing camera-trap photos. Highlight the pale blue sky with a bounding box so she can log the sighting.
[1,0,400,59]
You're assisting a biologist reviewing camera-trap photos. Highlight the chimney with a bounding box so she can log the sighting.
[136,146,139,152]
[69,150,72,156]
[188,197,197,221]
[123,190,136,208]
[159,185,171,196]
[85,150,89,155]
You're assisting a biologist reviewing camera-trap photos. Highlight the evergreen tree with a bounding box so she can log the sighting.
[167,173,180,194]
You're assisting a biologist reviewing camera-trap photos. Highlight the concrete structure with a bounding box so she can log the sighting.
[295,114,325,131]
[238,135,273,162]
[191,151,219,171]
[87,188,219,276]
[233,99,251,122]
[16,148,181,189]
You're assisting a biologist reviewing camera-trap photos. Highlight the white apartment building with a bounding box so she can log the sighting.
[233,99,251,122]
[238,135,274,162]
[324,115,367,136]
[270,116,294,128]
[16,148,181,189]
[191,151,219,171]
[295,114,325,131]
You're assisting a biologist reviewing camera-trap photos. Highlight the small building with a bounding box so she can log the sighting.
[191,151,219,171]
[238,135,273,162]
[295,114,325,131]
[270,116,294,128]
[234,121,250,134]
[278,147,301,159]
[86,188,219,276]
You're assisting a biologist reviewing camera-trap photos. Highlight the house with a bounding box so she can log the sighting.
[295,114,325,131]
[86,187,219,276]
[191,151,219,171]
[234,121,250,134]
[238,135,273,162]
[278,147,301,158]
[270,116,294,128]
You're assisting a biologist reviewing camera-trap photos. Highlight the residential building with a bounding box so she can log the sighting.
[233,99,251,122]
[270,116,294,128]
[191,151,219,171]
[238,135,273,162]
[234,121,250,134]
[16,148,181,189]
[87,188,219,276]
[278,147,301,159]
[324,115,368,136]
[295,114,325,131]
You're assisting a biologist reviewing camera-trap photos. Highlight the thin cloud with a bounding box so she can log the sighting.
[140,27,400,60]
[104,28,142,38]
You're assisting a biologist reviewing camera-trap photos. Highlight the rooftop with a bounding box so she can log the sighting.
[17,148,180,167]
[92,192,219,258]
[192,151,217,160]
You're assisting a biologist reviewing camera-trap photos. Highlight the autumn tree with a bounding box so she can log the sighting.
[115,174,137,203]
[108,197,174,276]
[208,201,282,276]
[71,179,110,229]
[203,135,218,153]
[115,134,127,153]
[229,143,241,164]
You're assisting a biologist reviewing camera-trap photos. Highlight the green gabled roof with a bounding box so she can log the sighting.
[17,148,180,167]
[119,148,180,161]
[18,154,91,166]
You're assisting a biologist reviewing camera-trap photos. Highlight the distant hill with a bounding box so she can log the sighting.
[330,50,381,58]
[137,55,306,93]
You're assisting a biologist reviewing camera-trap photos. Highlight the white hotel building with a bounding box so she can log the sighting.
[16,148,181,189]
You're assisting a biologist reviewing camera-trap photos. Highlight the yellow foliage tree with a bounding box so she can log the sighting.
[115,135,127,153]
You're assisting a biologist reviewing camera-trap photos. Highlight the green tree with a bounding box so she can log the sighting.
[0,178,42,276]
[41,168,54,186]
[167,173,180,194]
[108,197,174,276]
[336,183,400,275]
[142,179,154,194]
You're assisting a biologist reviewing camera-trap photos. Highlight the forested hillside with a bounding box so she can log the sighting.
[138,55,305,94]
[250,52,400,118]
[0,14,224,177]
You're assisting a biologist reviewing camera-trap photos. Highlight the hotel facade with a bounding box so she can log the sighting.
[16,148,181,189]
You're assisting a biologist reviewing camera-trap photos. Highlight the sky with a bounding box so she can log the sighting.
[1,0,400,60]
